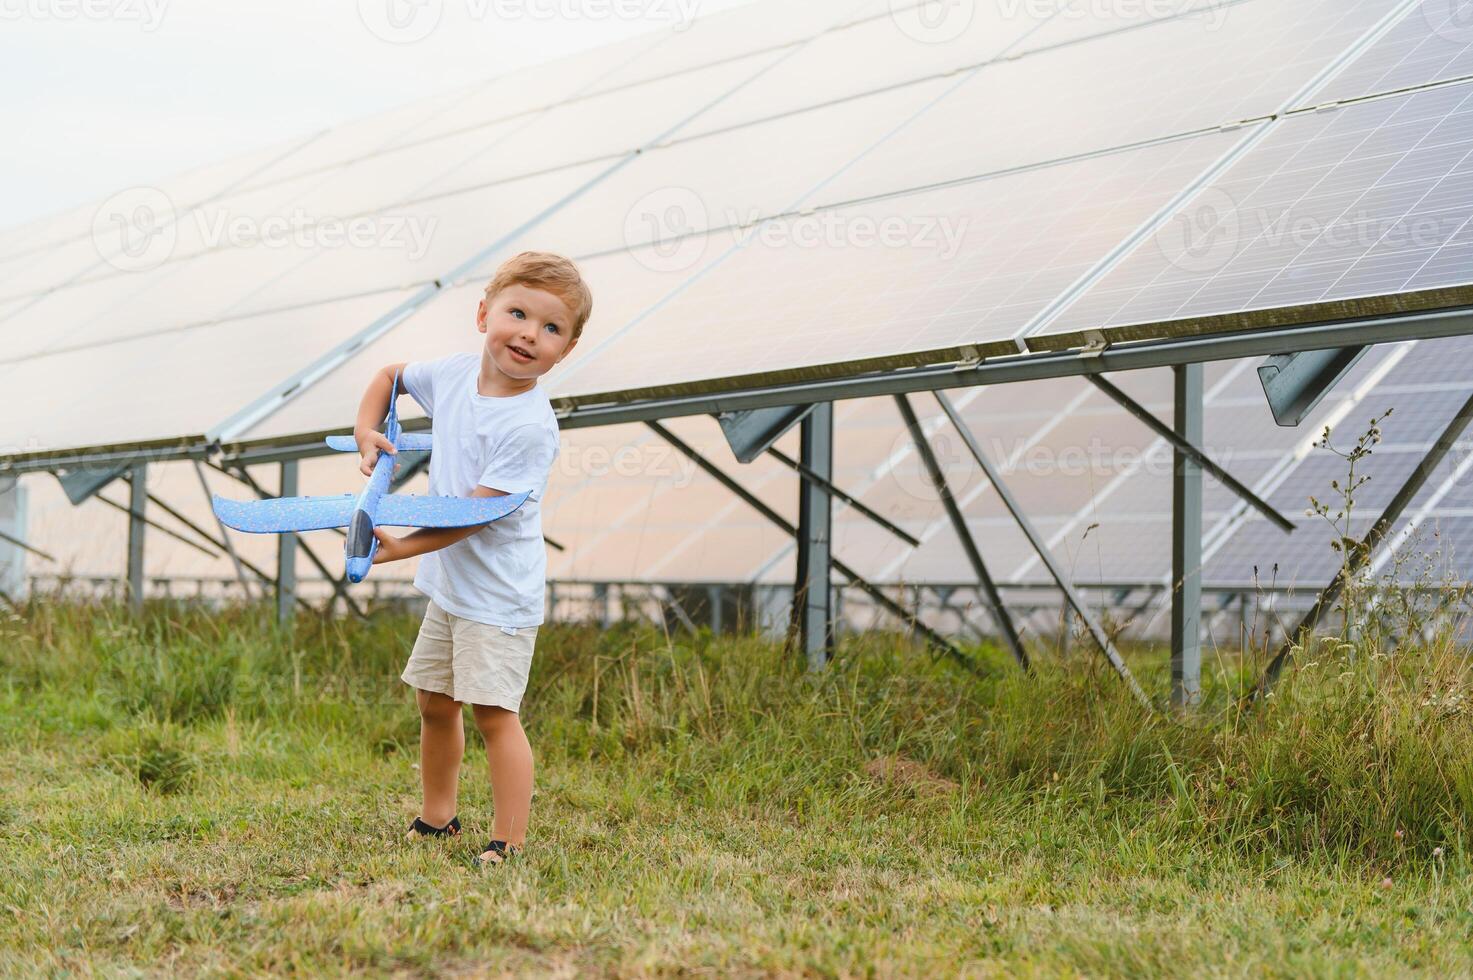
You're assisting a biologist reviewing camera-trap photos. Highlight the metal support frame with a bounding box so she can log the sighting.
[717,404,814,463]
[0,526,53,564]
[1254,386,1473,700]
[1171,364,1204,710]
[541,308,1473,434]
[933,392,1150,706]
[764,445,919,548]
[894,394,1029,672]
[1257,346,1369,427]
[643,419,970,668]
[94,491,219,559]
[125,464,146,612]
[793,402,835,669]
[7,307,1468,484]
[1087,374,1294,533]
[277,460,299,627]
[56,464,129,505]
[193,460,262,603]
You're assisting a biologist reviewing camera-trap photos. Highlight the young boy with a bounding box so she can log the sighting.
[352,251,589,868]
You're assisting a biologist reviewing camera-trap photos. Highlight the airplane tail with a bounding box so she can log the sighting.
[323,368,431,453]
[386,368,402,427]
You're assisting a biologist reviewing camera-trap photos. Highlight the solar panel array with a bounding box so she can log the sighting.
[7,0,1473,613]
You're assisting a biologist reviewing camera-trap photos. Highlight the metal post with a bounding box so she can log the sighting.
[706,584,722,634]
[593,582,609,628]
[795,402,835,670]
[194,460,260,603]
[644,419,968,666]
[1254,386,1473,700]
[277,460,298,627]
[1172,363,1204,710]
[126,463,146,613]
[895,394,1029,671]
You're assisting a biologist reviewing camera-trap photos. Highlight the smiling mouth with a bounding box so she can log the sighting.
[508,345,533,360]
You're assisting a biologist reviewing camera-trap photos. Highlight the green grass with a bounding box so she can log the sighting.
[2,600,1471,977]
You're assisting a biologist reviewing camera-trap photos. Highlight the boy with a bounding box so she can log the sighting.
[353,251,589,868]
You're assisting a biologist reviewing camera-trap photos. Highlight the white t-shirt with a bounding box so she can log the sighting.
[401,352,561,628]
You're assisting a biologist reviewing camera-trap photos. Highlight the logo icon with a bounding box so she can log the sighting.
[1424,0,1473,44]
[358,0,443,44]
[92,186,177,273]
[624,186,710,273]
[1154,186,1242,275]
[891,0,975,45]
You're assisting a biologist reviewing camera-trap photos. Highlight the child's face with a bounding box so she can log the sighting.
[476,283,579,381]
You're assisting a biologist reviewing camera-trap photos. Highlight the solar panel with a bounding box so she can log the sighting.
[668,0,1061,139]
[476,76,959,260]
[39,52,785,304]
[0,162,606,367]
[565,0,883,96]
[395,1,878,156]
[539,126,1251,404]
[1299,0,1473,107]
[997,343,1417,585]
[1,289,414,457]
[402,49,791,202]
[213,86,519,199]
[1032,79,1473,351]
[817,0,1404,207]
[0,133,325,300]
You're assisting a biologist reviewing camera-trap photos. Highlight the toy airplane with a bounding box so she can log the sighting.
[212,371,529,583]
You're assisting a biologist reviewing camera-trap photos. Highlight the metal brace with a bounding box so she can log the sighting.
[1079,330,1110,357]
[952,344,984,371]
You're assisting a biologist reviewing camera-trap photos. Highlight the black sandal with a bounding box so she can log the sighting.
[408,815,461,837]
[473,839,520,867]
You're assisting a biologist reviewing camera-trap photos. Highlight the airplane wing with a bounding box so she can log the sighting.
[374,491,531,528]
[325,433,433,452]
[212,493,357,533]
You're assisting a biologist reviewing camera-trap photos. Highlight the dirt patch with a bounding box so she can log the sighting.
[163,882,239,911]
[863,755,958,798]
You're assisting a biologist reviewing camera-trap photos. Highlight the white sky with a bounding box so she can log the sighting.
[0,0,755,230]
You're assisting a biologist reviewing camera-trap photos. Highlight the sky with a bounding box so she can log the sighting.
[0,0,756,230]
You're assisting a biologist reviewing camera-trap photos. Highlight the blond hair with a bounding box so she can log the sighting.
[485,251,593,341]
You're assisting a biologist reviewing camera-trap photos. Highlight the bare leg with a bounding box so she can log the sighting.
[471,704,533,858]
[410,689,464,835]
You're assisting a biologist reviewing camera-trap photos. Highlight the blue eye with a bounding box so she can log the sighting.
[510,308,525,319]
[545,323,561,335]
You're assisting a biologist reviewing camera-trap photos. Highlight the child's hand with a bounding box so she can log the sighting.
[355,427,397,478]
[371,527,408,564]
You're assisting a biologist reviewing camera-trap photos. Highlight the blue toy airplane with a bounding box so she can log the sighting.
[212,371,529,583]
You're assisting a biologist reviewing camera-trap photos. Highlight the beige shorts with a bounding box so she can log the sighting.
[400,599,538,712]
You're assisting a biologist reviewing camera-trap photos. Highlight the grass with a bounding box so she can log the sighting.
[2,599,1472,977]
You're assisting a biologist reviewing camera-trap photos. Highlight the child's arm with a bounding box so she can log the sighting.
[371,485,510,565]
[354,363,411,477]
